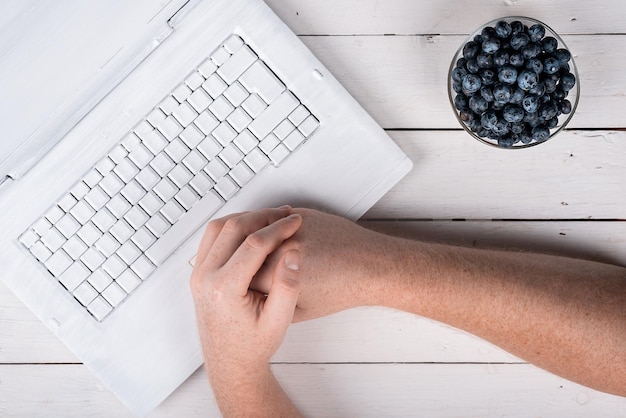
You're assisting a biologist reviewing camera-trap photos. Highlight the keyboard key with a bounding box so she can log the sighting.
[164,138,190,163]
[81,247,106,271]
[150,153,175,177]
[147,108,167,128]
[205,158,229,180]
[194,111,220,135]
[99,172,124,197]
[106,195,132,219]
[180,125,205,150]
[223,35,244,54]
[83,168,103,187]
[70,181,90,200]
[145,213,170,237]
[133,121,153,140]
[268,143,291,166]
[168,165,193,188]
[283,129,306,151]
[74,281,98,306]
[56,213,81,238]
[41,227,66,252]
[230,162,254,187]
[91,208,116,232]
[243,148,270,173]
[218,45,257,84]
[84,186,109,211]
[288,105,310,126]
[142,130,168,155]
[124,206,149,230]
[145,190,223,265]
[116,269,142,293]
[135,166,160,190]
[182,149,208,174]
[274,119,295,140]
[224,82,249,107]
[248,91,299,140]
[227,108,252,133]
[215,175,239,199]
[95,233,121,258]
[130,255,156,280]
[19,229,39,248]
[233,130,259,154]
[189,171,214,196]
[128,144,154,169]
[198,58,217,78]
[87,296,113,321]
[30,241,52,262]
[172,83,192,102]
[102,282,127,307]
[188,88,212,113]
[95,156,116,176]
[58,194,77,212]
[172,101,198,127]
[197,136,222,160]
[240,60,285,104]
[158,116,184,140]
[209,96,235,121]
[138,191,164,216]
[32,218,52,236]
[210,46,230,67]
[241,94,267,118]
[213,122,237,146]
[298,115,321,137]
[218,143,244,168]
[159,96,179,115]
[175,185,199,210]
[108,145,128,165]
[154,178,178,202]
[88,269,113,293]
[59,261,90,291]
[203,74,228,98]
[132,227,157,252]
[160,200,185,224]
[102,254,126,279]
[259,133,280,155]
[110,219,134,243]
[185,71,205,90]
[76,222,102,246]
[62,235,88,260]
[44,249,72,276]
[118,241,141,265]
[120,180,146,206]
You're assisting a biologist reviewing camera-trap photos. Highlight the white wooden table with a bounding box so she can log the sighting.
[2,1,626,416]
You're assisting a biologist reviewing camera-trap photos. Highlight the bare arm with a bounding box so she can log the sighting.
[253,208,626,397]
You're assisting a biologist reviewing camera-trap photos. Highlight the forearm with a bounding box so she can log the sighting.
[207,361,303,418]
[375,237,626,396]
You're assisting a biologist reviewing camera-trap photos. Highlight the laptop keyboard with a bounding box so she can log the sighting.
[18,35,320,322]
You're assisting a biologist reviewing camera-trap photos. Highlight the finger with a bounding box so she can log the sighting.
[199,206,292,270]
[193,211,245,274]
[222,214,302,295]
[261,250,302,335]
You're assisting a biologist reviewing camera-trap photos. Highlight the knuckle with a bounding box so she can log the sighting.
[221,216,244,234]
[244,230,267,250]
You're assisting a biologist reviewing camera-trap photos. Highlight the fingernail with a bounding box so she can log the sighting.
[278,205,292,210]
[285,250,301,271]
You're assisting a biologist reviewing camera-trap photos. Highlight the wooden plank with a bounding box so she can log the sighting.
[366,130,626,220]
[3,220,624,364]
[266,0,626,35]
[297,35,625,129]
[2,363,625,417]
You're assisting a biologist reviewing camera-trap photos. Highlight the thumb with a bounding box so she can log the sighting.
[262,250,302,334]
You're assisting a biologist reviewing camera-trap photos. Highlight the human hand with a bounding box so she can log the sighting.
[190,207,303,373]
[251,208,402,322]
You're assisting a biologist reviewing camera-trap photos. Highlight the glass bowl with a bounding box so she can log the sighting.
[448,16,579,148]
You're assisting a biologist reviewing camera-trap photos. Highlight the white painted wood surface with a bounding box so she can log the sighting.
[2,0,626,417]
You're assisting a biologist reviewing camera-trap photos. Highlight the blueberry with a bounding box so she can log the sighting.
[456,57,468,69]
[509,52,525,67]
[510,20,524,35]
[560,72,576,91]
[452,81,463,93]
[481,26,498,40]
[525,58,543,74]
[543,57,560,74]
[532,125,550,142]
[498,65,518,84]
[463,41,480,59]
[524,111,541,127]
[481,110,498,130]
[559,99,573,114]
[495,20,512,38]
[493,84,513,104]
[540,103,559,121]
[469,95,489,113]
[509,88,525,104]
[520,133,533,144]
[522,42,541,59]
[492,119,510,136]
[528,82,546,96]
[528,24,546,42]
[510,121,524,134]
[460,109,475,122]
[522,95,540,113]
[479,69,497,85]
[503,105,525,123]
[547,116,559,128]
[454,94,469,110]
[480,86,495,102]
[452,67,468,82]
[517,69,539,90]
[482,39,500,54]
[544,76,558,93]
[555,48,572,64]
[469,118,482,132]
[541,36,558,54]
[462,74,482,94]
[493,50,510,67]
[466,58,480,73]
[510,33,530,50]
[498,137,516,148]
[553,86,567,100]
[476,52,494,68]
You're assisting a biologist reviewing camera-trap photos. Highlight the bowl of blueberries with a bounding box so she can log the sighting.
[448,17,579,148]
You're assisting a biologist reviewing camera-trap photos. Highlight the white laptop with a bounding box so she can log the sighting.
[0,0,412,415]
